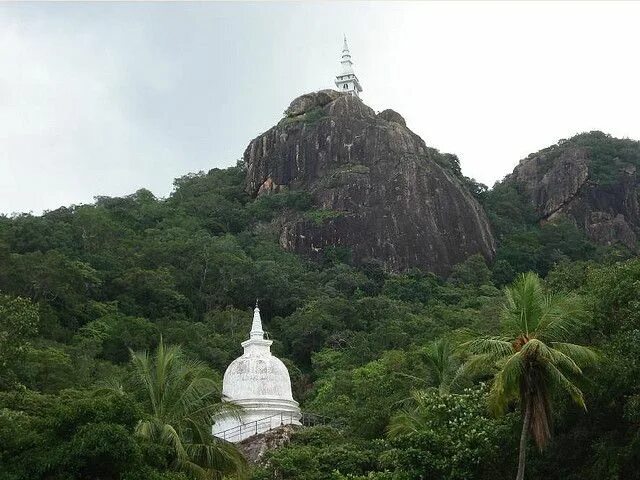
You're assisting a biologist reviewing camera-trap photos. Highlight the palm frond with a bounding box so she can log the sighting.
[551,342,598,368]
[463,337,513,358]
[186,439,248,479]
[547,346,583,376]
[93,377,125,395]
[126,338,246,479]
[544,361,587,410]
[537,294,588,342]
[387,408,425,438]
[488,352,523,415]
[386,390,431,438]
[502,272,546,336]
[447,362,473,392]
[458,352,501,381]
[422,338,462,394]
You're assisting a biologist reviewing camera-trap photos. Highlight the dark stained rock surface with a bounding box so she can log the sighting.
[243,91,495,275]
[507,132,640,250]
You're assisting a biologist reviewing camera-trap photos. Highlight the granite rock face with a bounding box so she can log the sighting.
[377,109,407,127]
[243,91,495,275]
[284,90,342,117]
[237,424,300,465]
[507,132,640,251]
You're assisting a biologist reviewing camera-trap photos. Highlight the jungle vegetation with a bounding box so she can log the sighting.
[1,159,639,479]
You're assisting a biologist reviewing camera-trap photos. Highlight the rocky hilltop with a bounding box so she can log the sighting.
[243,90,495,275]
[506,131,640,251]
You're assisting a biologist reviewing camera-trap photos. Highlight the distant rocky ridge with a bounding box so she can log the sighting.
[505,132,640,251]
[243,90,495,275]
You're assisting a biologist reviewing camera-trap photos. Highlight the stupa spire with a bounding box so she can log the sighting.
[335,35,362,97]
[250,300,264,340]
[340,35,353,75]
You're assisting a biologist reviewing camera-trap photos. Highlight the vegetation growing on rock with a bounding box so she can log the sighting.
[500,131,640,251]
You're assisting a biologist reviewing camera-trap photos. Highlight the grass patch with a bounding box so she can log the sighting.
[281,107,327,126]
[304,209,345,225]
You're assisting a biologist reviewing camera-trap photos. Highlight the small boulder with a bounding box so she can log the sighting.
[237,424,300,464]
[378,109,406,126]
[284,90,342,117]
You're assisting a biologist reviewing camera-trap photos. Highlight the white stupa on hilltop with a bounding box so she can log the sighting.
[212,303,301,442]
[335,35,362,97]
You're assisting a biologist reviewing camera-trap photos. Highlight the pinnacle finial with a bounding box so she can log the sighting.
[250,301,264,340]
[335,34,361,97]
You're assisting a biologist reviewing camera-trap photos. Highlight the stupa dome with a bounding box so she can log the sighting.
[222,353,294,401]
[212,303,301,442]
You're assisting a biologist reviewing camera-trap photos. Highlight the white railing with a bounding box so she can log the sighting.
[214,412,331,443]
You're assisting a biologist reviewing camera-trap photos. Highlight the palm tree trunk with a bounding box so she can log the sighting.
[516,401,532,480]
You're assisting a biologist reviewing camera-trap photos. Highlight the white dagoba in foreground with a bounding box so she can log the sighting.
[212,303,301,442]
[335,35,362,97]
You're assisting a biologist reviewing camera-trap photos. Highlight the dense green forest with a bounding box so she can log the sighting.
[1,158,639,480]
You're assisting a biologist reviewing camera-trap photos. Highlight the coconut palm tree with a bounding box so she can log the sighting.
[464,272,597,480]
[121,339,247,479]
[387,338,465,437]
[386,389,434,438]
[393,338,464,396]
[422,337,462,395]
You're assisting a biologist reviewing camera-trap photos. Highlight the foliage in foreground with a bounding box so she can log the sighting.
[0,160,639,479]
[110,340,247,479]
[465,272,598,479]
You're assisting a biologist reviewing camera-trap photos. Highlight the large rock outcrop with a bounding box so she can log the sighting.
[507,131,640,250]
[243,91,495,275]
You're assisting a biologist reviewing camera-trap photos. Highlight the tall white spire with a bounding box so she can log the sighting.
[249,300,264,340]
[335,35,362,97]
[340,35,354,75]
[241,301,272,354]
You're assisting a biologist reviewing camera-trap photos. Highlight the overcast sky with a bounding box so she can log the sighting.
[2,1,640,215]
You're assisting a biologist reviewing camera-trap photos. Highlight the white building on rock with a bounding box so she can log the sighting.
[212,303,301,442]
[335,35,362,97]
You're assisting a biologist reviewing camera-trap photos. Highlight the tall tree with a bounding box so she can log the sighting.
[116,339,247,480]
[0,294,39,388]
[464,272,597,480]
